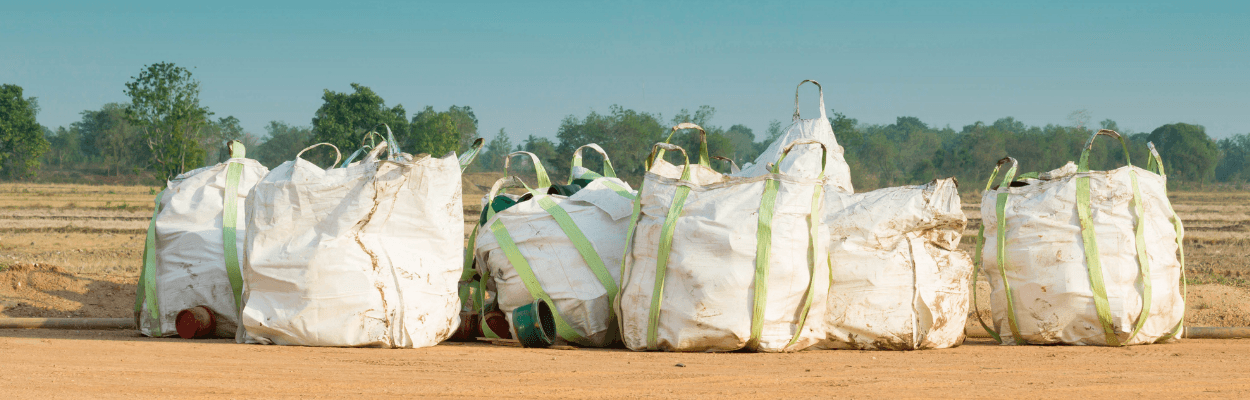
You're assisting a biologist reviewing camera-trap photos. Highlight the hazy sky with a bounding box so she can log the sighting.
[4,0,1247,142]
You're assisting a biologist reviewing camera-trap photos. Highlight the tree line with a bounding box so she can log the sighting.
[2,62,1249,191]
[2,62,479,183]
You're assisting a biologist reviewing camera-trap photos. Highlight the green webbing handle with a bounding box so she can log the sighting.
[793,79,828,122]
[1077,129,1152,346]
[645,142,693,350]
[295,143,343,171]
[222,141,247,317]
[465,176,528,286]
[488,220,590,344]
[651,123,711,170]
[227,140,246,159]
[774,140,829,176]
[504,151,552,189]
[135,190,165,332]
[458,138,485,172]
[471,175,540,340]
[571,143,617,182]
[1077,129,1132,172]
[972,157,1025,344]
[340,131,384,168]
[381,123,401,158]
[647,143,694,182]
[768,140,828,349]
[710,156,735,175]
[1146,141,1188,341]
[1146,142,1166,176]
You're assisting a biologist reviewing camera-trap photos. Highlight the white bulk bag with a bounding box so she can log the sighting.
[472,146,636,346]
[978,130,1185,346]
[822,178,972,350]
[618,123,829,352]
[735,80,853,193]
[135,142,269,337]
[238,141,463,348]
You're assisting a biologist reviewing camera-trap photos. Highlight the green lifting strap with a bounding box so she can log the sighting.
[488,220,588,344]
[620,183,645,302]
[646,185,691,350]
[476,268,503,339]
[651,123,711,170]
[1075,129,1153,346]
[994,166,1027,345]
[461,224,480,283]
[464,152,553,335]
[571,144,618,181]
[569,144,636,200]
[535,195,619,307]
[645,143,693,350]
[994,174,1030,344]
[222,161,246,315]
[135,190,165,329]
[750,177,780,346]
[785,180,824,348]
[459,138,485,172]
[478,150,621,343]
[775,140,828,349]
[972,160,1009,344]
[1124,167,1152,343]
[1147,142,1188,341]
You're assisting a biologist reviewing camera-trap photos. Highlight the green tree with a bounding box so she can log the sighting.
[446,105,479,152]
[723,124,759,164]
[409,106,460,156]
[42,126,81,167]
[765,119,784,142]
[478,128,513,172]
[554,105,667,185]
[1099,119,1120,132]
[311,83,408,163]
[78,103,145,176]
[1147,123,1220,185]
[1215,133,1250,184]
[255,121,313,168]
[0,84,51,179]
[123,62,213,181]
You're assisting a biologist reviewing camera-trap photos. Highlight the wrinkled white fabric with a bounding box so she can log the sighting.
[981,163,1184,345]
[238,152,463,348]
[822,179,972,350]
[138,158,268,337]
[619,158,828,352]
[735,87,853,193]
[473,176,635,346]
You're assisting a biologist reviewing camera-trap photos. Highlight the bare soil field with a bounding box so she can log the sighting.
[2,181,1250,397]
[1,329,1248,398]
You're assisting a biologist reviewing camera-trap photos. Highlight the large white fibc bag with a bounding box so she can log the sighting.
[238,140,464,348]
[135,142,269,337]
[736,80,853,193]
[618,124,829,352]
[472,146,636,346]
[978,130,1185,346]
[822,178,972,350]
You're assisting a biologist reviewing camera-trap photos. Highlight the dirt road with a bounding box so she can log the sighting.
[2,329,1248,398]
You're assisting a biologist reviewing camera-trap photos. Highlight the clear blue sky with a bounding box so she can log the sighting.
[4,0,1247,142]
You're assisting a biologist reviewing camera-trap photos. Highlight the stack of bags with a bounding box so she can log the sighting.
[136,81,1185,351]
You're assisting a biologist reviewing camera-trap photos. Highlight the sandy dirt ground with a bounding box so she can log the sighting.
[3,182,1250,398]
[2,329,1249,399]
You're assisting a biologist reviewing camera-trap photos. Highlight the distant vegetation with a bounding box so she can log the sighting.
[2,61,1248,190]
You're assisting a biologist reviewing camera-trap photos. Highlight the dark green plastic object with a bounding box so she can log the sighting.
[512,299,556,348]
